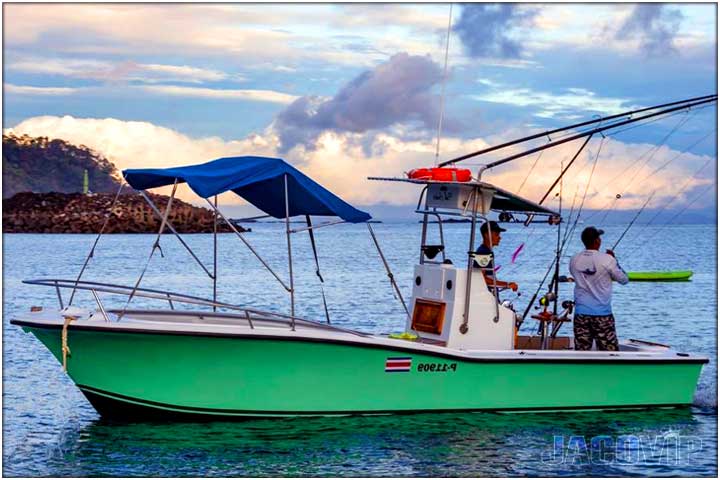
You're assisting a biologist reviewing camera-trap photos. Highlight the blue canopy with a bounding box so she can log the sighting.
[123,156,371,223]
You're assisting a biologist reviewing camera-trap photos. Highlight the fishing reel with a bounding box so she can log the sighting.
[538,291,556,307]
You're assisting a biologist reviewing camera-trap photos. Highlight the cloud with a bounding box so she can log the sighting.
[471,85,633,120]
[274,53,444,151]
[5,80,297,105]
[454,4,538,59]
[4,84,81,96]
[4,115,277,204]
[7,57,232,84]
[615,4,683,56]
[138,85,298,104]
[2,4,401,69]
[6,115,714,213]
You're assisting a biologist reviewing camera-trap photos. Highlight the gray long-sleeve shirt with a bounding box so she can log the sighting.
[569,249,629,315]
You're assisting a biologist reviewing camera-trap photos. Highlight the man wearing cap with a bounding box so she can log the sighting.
[569,226,629,351]
[474,221,518,292]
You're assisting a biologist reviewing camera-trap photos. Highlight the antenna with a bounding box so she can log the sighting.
[434,3,453,166]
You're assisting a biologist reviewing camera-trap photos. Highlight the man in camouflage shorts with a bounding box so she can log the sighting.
[569,227,629,351]
[573,313,619,351]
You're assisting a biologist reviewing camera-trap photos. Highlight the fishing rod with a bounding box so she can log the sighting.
[611,192,656,250]
[521,134,594,229]
[537,135,593,205]
[520,144,605,325]
[480,97,717,171]
[439,94,717,169]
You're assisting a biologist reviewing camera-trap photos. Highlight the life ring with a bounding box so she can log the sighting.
[407,167,472,182]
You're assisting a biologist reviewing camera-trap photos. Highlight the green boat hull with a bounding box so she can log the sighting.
[627,270,693,282]
[22,325,704,419]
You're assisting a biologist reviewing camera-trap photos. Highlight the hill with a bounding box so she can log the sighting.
[2,133,123,198]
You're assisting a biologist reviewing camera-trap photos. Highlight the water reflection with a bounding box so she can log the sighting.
[18,408,711,477]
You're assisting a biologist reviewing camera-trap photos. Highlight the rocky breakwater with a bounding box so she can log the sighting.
[3,192,244,234]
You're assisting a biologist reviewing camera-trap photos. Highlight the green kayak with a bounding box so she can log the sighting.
[627,270,693,282]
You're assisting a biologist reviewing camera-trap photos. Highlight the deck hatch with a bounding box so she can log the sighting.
[411,299,446,335]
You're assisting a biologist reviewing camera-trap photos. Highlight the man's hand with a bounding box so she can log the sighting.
[606,249,615,258]
[509,282,519,292]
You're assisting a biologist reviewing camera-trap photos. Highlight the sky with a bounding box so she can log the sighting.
[2,2,718,219]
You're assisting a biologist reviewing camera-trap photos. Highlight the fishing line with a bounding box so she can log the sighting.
[584,111,696,223]
[636,129,716,184]
[516,147,547,195]
[562,184,580,241]
[590,121,713,225]
[597,112,692,223]
[663,182,715,225]
[623,157,714,254]
[507,137,601,279]
[561,136,606,248]
[504,144,576,277]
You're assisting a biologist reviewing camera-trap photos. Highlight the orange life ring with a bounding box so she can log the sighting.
[407,167,472,182]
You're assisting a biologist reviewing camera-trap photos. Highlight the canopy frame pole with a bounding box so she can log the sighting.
[205,199,290,292]
[140,191,214,279]
[68,181,125,306]
[121,179,178,317]
[213,195,218,312]
[306,215,331,324]
[284,174,295,329]
[460,185,480,334]
[367,224,410,317]
[419,188,430,265]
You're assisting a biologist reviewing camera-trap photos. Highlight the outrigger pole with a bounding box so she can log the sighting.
[439,94,718,168]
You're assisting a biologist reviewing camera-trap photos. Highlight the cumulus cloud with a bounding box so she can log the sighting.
[274,53,445,152]
[6,115,714,212]
[615,4,683,56]
[454,4,538,59]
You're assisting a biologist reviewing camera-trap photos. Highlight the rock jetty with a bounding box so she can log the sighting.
[3,192,246,234]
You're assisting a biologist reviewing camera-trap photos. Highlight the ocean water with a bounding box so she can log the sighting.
[2,222,717,477]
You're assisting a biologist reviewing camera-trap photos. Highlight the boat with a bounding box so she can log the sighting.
[11,151,708,420]
[627,271,693,282]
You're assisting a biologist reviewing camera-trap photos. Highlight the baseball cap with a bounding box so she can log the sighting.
[581,226,604,246]
[480,220,507,235]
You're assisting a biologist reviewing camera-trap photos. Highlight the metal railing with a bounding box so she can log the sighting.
[23,278,368,337]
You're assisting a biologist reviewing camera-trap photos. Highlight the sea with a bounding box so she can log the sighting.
[2,222,717,477]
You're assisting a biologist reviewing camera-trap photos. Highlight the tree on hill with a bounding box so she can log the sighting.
[2,133,123,198]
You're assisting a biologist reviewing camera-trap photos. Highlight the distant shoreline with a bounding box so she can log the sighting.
[2,192,250,234]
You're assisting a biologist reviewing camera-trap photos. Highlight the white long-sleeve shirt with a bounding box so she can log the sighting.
[569,249,629,316]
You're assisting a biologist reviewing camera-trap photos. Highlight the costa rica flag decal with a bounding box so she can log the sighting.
[385,357,412,372]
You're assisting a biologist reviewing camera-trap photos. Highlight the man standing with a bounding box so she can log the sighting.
[474,221,518,292]
[569,226,629,351]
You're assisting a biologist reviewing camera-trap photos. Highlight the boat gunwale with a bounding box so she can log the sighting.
[11,317,709,365]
